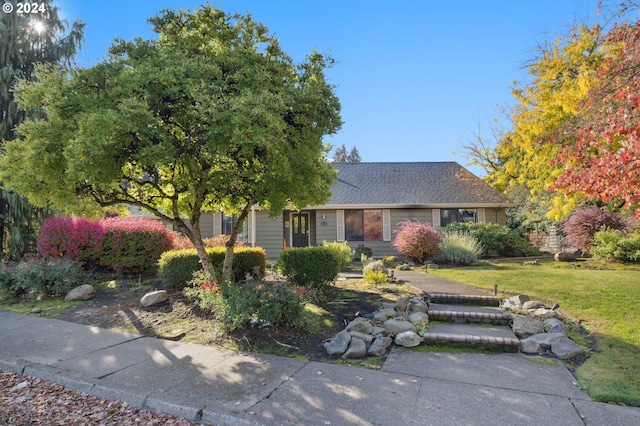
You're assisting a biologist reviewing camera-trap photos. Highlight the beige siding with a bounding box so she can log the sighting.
[484,208,507,225]
[198,213,215,238]
[316,210,337,243]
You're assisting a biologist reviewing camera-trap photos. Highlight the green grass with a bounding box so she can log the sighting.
[0,297,83,317]
[431,258,640,406]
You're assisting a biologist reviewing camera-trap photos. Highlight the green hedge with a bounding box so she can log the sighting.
[157,247,266,289]
[591,230,640,262]
[442,223,538,257]
[277,246,341,290]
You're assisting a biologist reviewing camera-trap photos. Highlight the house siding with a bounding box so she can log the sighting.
[255,211,284,259]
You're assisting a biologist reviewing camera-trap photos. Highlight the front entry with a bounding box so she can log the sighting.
[291,212,310,247]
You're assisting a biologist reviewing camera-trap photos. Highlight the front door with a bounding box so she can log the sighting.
[291,212,309,247]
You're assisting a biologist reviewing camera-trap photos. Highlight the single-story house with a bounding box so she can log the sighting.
[196,162,514,259]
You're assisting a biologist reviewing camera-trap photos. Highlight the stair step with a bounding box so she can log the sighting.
[427,292,501,307]
[422,332,520,349]
[427,308,511,325]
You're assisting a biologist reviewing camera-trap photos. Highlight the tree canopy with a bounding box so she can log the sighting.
[0,0,84,258]
[1,6,342,278]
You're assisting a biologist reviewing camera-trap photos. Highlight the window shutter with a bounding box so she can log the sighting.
[432,209,441,228]
[382,209,391,241]
[213,213,222,236]
[337,210,345,242]
[478,208,486,223]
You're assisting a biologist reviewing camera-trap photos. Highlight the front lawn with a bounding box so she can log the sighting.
[431,258,640,406]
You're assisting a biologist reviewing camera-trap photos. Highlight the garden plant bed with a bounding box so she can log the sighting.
[30,274,422,366]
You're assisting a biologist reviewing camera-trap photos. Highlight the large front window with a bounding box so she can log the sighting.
[345,209,382,241]
[222,213,248,243]
[440,209,477,227]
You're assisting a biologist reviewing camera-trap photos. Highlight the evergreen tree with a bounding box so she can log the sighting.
[347,146,362,163]
[333,143,347,162]
[0,1,84,259]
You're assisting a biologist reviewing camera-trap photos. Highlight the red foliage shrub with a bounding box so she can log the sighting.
[37,216,104,266]
[392,219,442,264]
[98,217,174,273]
[563,206,626,252]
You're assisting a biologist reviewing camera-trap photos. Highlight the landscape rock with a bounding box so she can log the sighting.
[371,326,389,336]
[507,295,530,307]
[408,298,428,313]
[31,307,43,314]
[367,336,393,356]
[341,337,367,359]
[522,300,545,310]
[394,331,421,347]
[533,308,558,318]
[325,330,351,355]
[409,312,429,325]
[520,337,541,354]
[512,314,544,338]
[551,336,585,359]
[554,252,576,262]
[394,298,408,313]
[373,309,396,324]
[65,284,95,301]
[544,318,567,334]
[383,319,417,336]
[349,331,373,347]
[346,317,373,334]
[140,290,168,307]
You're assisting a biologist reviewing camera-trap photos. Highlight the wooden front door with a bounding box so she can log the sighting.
[291,212,310,247]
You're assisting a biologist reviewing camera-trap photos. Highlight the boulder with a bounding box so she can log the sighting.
[342,337,367,359]
[408,298,429,313]
[383,319,417,336]
[409,312,429,325]
[140,290,168,307]
[544,318,567,334]
[554,252,576,262]
[65,284,95,301]
[371,326,389,337]
[551,337,585,360]
[507,295,530,307]
[373,309,396,324]
[394,298,408,313]
[325,330,351,355]
[533,308,558,318]
[512,314,544,338]
[394,331,421,347]
[520,337,541,354]
[349,331,373,347]
[368,336,393,356]
[31,307,43,314]
[522,300,545,310]
[346,317,373,334]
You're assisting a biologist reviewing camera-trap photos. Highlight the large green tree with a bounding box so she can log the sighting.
[1,6,341,279]
[0,0,84,258]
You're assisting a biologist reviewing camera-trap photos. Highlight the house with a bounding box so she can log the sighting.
[198,162,514,259]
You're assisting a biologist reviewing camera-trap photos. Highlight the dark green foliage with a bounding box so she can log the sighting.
[0,257,85,300]
[158,247,266,289]
[277,246,341,290]
[591,231,640,262]
[442,223,538,257]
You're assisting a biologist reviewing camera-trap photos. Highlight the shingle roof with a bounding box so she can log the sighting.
[322,162,512,207]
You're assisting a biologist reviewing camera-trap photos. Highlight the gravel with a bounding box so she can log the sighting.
[0,369,211,425]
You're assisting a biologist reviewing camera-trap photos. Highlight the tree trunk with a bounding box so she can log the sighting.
[222,202,253,282]
[173,218,216,278]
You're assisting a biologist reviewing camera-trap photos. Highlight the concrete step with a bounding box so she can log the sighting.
[427,303,511,325]
[423,323,520,352]
[426,292,501,307]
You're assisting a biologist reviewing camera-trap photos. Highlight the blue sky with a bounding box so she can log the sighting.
[57,0,609,176]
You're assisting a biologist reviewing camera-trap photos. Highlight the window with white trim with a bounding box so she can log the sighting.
[345,209,383,241]
[440,209,477,227]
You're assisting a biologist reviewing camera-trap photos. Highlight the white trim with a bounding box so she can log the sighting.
[382,209,391,241]
[249,208,256,246]
[213,213,222,236]
[432,209,441,228]
[336,210,345,242]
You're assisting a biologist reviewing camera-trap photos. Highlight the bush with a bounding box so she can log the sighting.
[438,231,485,265]
[158,247,266,289]
[98,217,174,274]
[563,206,626,253]
[591,230,640,262]
[322,241,353,270]
[184,271,306,331]
[172,233,245,250]
[442,222,537,257]
[354,244,372,261]
[363,259,389,284]
[277,246,341,291]
[37,216,104,267]
[0,257,85,300]
[392,219,442,264]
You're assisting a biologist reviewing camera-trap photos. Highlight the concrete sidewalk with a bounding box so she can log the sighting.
[2,310,640,425]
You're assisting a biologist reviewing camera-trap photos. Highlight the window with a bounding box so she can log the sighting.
[345,209,382,241]
[440,209,477,227]
[222,213,248,243]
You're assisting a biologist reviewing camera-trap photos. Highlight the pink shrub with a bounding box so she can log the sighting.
[99,217,174,273]
[392,219,442,264]
[563,206,626,252]
[37,216,104,266]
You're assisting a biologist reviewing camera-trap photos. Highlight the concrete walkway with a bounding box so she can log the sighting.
[1,271,639,425]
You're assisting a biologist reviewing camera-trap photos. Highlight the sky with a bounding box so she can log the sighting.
[55,0,613,176]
